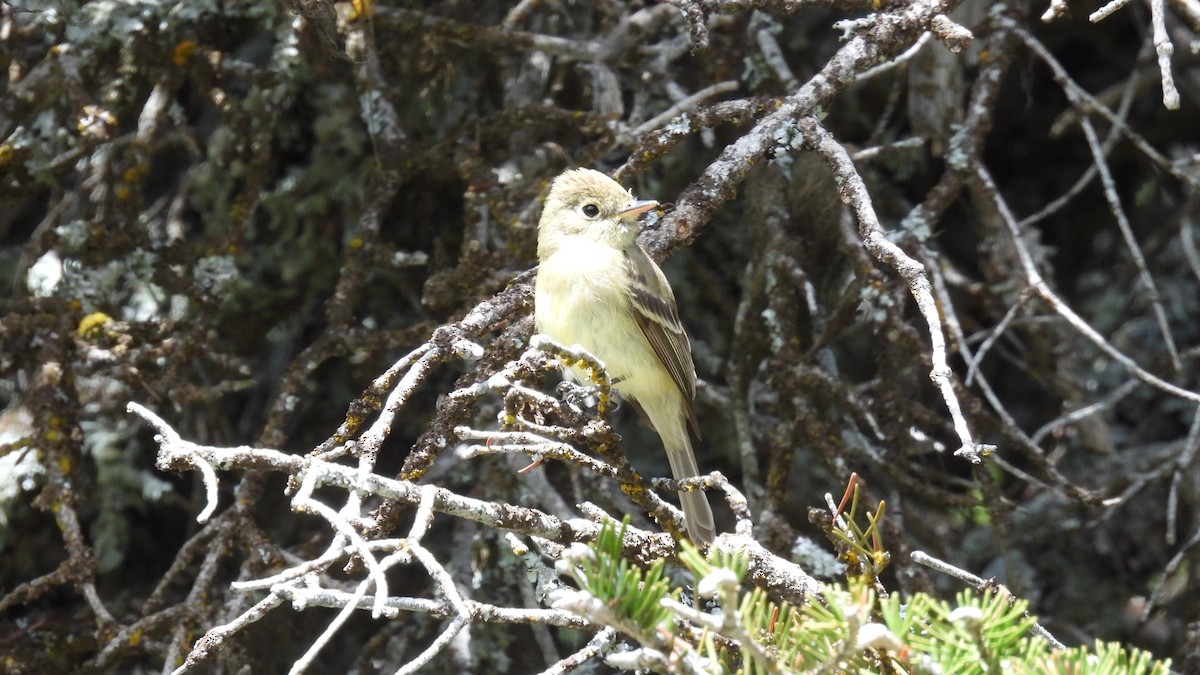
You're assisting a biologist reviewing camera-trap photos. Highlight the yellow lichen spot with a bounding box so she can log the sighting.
[348,0,372,21]
[116,165,146,201]
[127,628,143,646]
[348,237,365,250]
[619,482,645,500]
[173,40,198,66]
[978,50,990,62]
[122,165,145,183]
[57,455,71,473]
[77,105,117,140]
[0,143,13,166]
[77,311,114,338]
[69,299,83,311]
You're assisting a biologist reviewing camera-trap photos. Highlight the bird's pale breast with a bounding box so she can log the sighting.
[535,241,675,407]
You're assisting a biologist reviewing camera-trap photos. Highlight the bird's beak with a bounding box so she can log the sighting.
[618,199,658,217]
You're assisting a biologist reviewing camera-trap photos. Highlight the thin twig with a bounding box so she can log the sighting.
[911,550,1066,650]
[800,115,995,463]
[971,165,1200,404]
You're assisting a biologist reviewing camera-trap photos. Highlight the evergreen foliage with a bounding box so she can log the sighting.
[566,510,1172,674]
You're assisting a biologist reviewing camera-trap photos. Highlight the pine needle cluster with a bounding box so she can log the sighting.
[562,505,1171,674]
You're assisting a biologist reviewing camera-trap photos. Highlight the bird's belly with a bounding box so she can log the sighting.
[535,262,667,402]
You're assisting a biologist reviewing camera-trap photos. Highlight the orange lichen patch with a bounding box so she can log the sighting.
[173,40,198,66]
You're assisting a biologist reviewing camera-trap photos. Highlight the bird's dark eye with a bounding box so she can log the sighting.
[581,204,600,218]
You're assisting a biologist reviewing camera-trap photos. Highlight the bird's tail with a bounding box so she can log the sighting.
[663,430,716,544]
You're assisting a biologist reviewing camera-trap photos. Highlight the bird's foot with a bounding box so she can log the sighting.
[557,381,622,416]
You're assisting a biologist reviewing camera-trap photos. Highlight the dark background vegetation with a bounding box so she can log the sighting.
[1,0,1198,671]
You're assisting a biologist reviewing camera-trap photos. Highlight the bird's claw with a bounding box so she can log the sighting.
[557,381,622,415]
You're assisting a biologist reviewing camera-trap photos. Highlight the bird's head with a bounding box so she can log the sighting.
[537,168,658,254]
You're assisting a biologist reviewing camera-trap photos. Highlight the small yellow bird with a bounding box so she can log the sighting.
[534,168,716,544]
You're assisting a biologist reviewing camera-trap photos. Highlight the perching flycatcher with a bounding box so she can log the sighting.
[534,168,716,544]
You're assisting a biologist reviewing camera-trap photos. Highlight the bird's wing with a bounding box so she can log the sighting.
[624,245,701,439]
